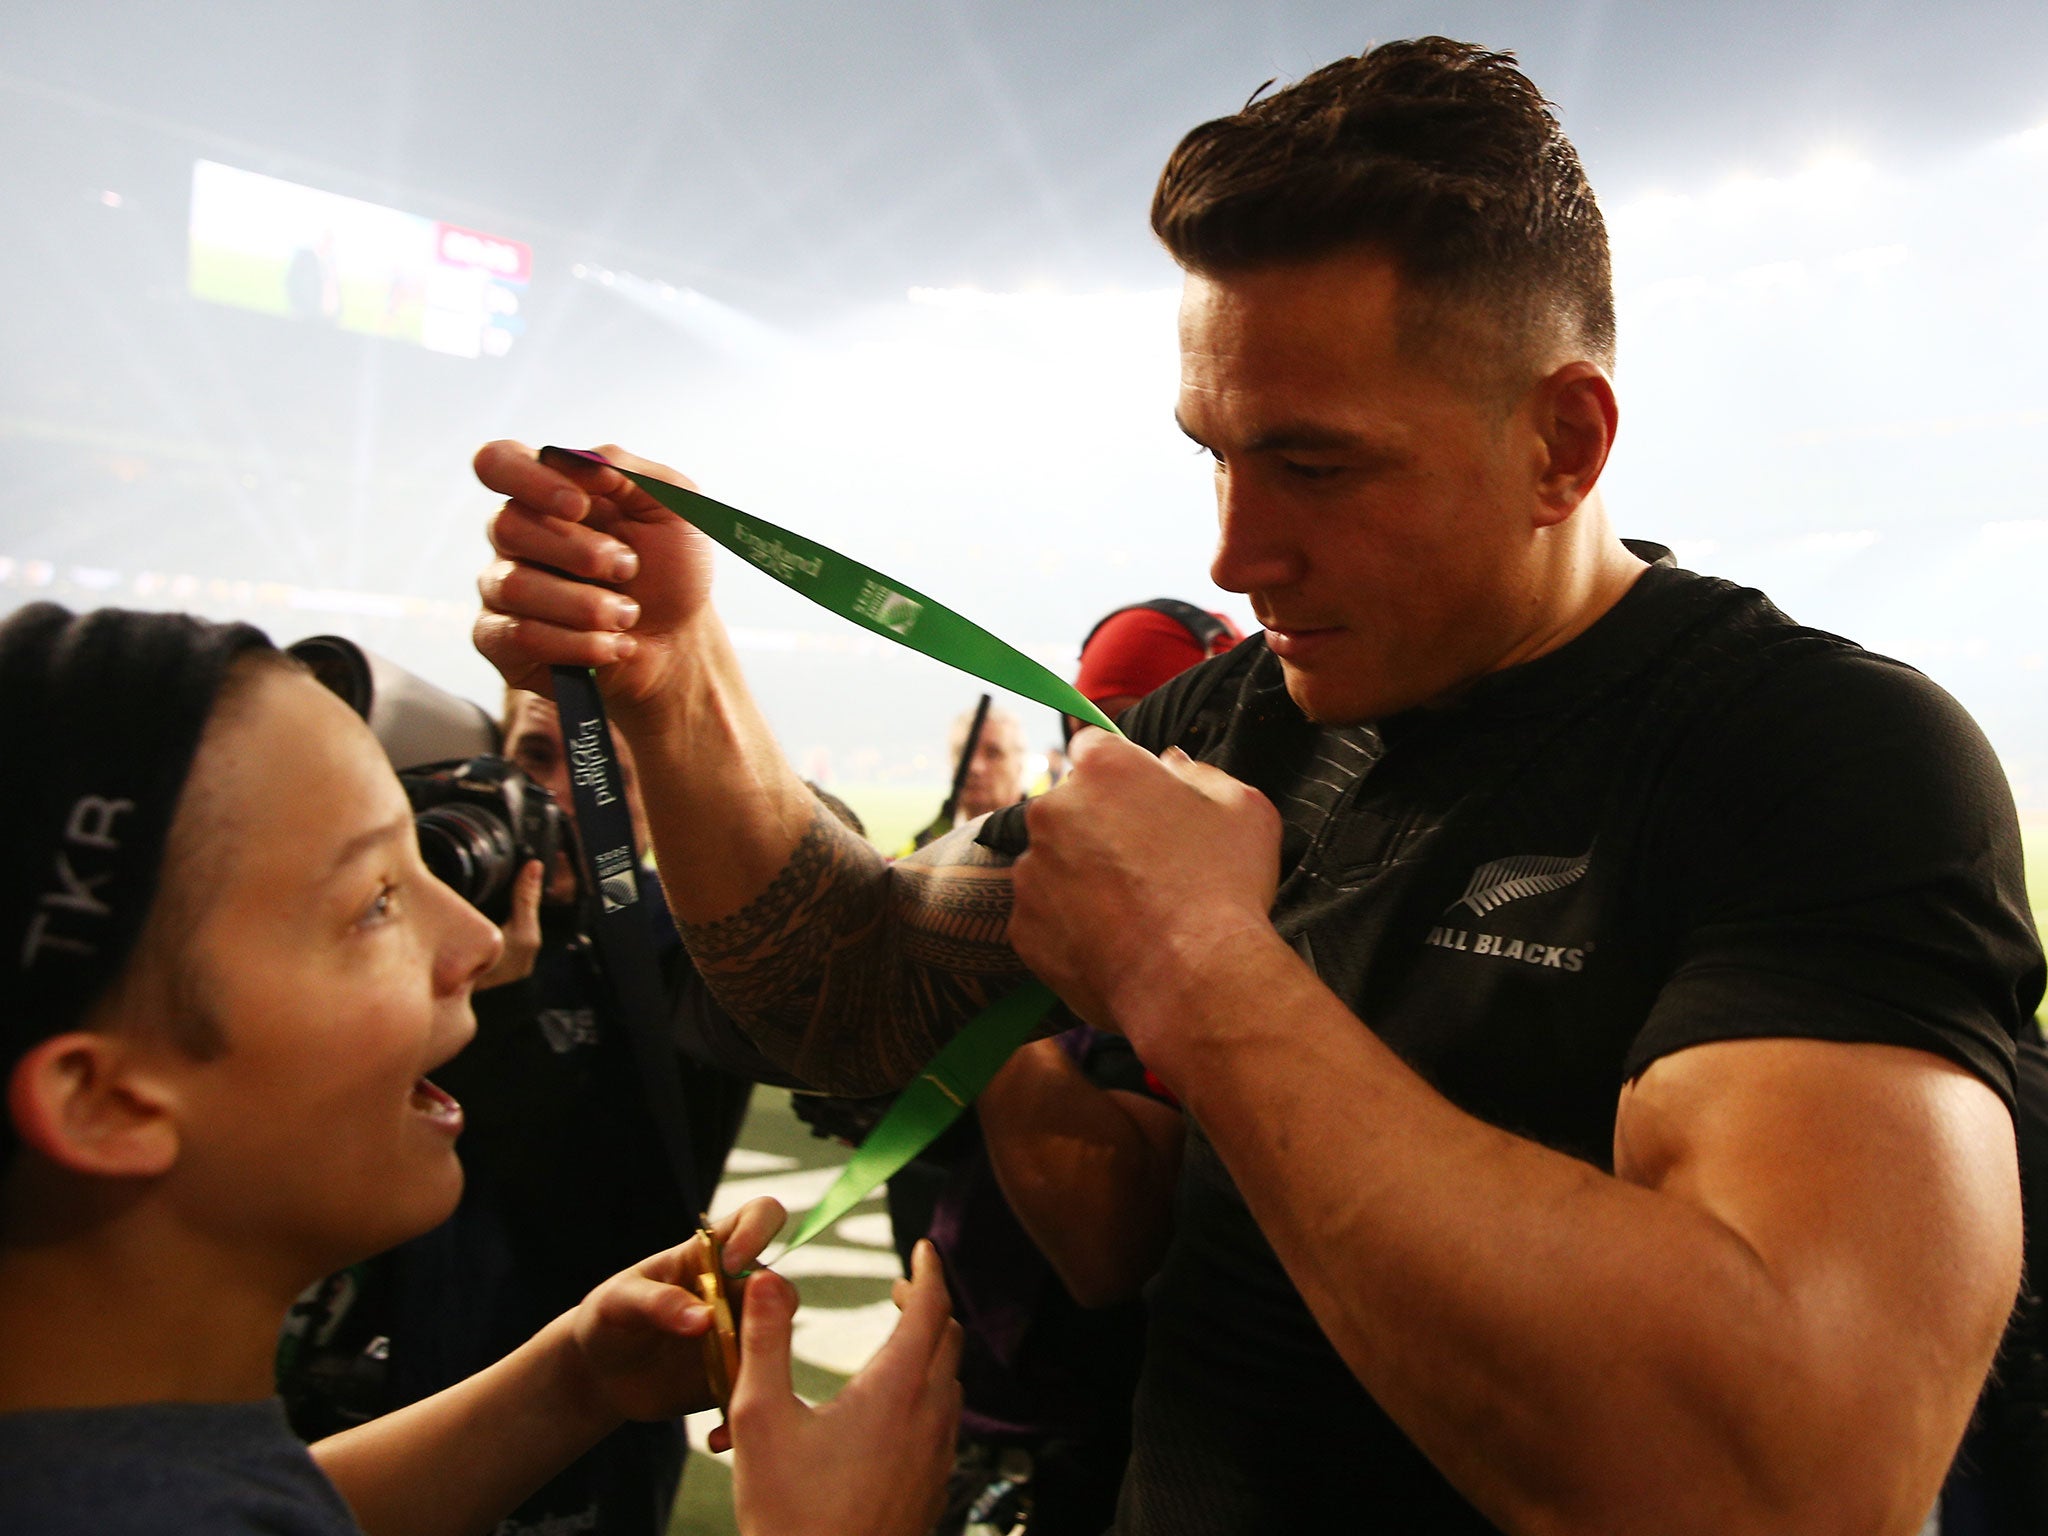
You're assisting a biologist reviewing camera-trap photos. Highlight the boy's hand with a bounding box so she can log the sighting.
[729,1238,963,1536]
[564,1197,786,1422]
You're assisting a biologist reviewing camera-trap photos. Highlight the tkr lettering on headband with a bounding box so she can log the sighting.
[22,796,135,967]
[1,605,272,1081]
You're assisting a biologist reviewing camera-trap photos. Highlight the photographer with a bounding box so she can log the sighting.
[0,603,961,1536]
[279,683,763,1536]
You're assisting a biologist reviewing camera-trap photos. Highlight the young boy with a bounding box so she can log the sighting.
[0,603,960,1536]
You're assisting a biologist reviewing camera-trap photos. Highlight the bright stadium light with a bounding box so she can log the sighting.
[577,264,800,362]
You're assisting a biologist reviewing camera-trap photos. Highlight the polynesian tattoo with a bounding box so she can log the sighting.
[680,796,1030,1096]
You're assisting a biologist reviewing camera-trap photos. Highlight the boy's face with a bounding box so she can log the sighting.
[150,669,500,1278]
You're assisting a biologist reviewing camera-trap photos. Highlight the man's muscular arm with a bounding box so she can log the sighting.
[680,808,1028,1096]
[1149,937,2016,1536]
[1011,733,2021,1536]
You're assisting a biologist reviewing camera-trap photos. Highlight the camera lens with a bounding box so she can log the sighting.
[414,802,516,909]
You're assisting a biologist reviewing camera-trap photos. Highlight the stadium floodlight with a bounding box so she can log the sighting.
[576,264,799,363]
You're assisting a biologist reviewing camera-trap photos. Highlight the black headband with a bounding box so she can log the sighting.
[1,604,273,1074]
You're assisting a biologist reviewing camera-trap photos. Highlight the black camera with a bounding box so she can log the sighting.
[286,634,570,921]
[400,756,567,922]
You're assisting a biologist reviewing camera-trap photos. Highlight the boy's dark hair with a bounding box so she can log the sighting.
[1151,37,1615,376]
[1,612,295,1174]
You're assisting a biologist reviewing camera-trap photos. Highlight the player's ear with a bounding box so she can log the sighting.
[7,1030,181,1178]
[1529,361,1618,527]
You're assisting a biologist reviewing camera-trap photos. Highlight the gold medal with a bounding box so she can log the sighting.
[694,1219,742,1412]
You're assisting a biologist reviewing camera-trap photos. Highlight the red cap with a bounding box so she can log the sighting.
[1074,606,1243,705]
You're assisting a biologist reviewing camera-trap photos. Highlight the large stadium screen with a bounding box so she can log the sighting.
[187,159,528,359]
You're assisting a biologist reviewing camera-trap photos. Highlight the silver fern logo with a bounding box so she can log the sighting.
[1453,853,1591,917]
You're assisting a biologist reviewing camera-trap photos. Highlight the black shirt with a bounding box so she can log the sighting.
[983,558,2043,1534]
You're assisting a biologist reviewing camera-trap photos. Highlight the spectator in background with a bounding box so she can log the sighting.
[908,602,1241,1536]
[912,704,1031,852]
[952,704,1030,823]
[279,688,756,1536]
[1066,600,1242,739]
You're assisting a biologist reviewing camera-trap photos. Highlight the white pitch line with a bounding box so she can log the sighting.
[773,1244,906,1281]
[707,1164,858,1222]
[722,1147,801,1175]
[831,1212,895,1249]
[683,1395,817,1458]
[790,1299,901,1378]
[683,1409,729,1458]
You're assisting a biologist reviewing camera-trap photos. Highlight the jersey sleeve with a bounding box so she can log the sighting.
[1626,649,2043,1108]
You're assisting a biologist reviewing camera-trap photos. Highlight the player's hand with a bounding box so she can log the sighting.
[562,1197,786,1423]
[474,860,544,991]
[729,1239,962,1536]
[472,440,721,711]
[1008,730,1282,1046]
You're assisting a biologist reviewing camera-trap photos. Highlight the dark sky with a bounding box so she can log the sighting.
[11,0,2048,315]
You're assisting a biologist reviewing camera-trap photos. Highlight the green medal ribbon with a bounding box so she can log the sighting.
[540,447,1117,1252]
[543,448,1121,738]
[780,978,1057,1250]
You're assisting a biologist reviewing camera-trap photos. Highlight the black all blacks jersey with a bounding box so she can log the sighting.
[982,550,2042,1535]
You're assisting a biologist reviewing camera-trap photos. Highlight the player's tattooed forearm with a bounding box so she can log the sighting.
[895,857,1019,966]
[682,798,864,974]
[680,800,880,1066]
[679,800,1027,1094]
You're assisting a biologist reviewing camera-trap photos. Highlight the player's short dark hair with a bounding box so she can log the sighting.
[1151,37,1616,377]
